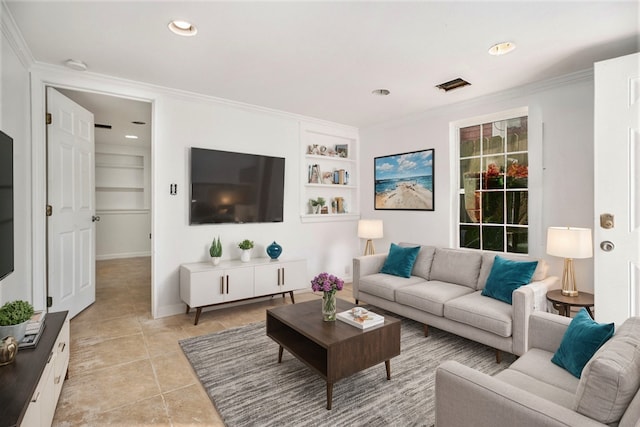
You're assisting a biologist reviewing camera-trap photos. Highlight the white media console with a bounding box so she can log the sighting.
[180,258,307,325]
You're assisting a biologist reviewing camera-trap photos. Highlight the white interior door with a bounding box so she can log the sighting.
[47,88,96,318]
[594,52,640,325]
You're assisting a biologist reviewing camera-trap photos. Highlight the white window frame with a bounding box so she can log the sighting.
[451,106,533,254]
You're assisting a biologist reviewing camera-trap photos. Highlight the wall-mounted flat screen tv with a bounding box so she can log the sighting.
[0,130,14,280]
[190,148,285,224]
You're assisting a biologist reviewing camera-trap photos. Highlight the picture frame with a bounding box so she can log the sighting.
[374,149,434,211]
[335,144,349,158]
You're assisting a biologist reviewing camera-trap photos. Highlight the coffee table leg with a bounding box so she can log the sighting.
[278,346,283,363]
[385,360,391,380]
[326,383,333,410]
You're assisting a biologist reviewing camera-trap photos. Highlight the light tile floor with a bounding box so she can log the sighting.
[52,257,354,426]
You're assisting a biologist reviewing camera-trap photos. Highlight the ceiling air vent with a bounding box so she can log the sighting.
[94,123,112,129]
[436,78,471,92]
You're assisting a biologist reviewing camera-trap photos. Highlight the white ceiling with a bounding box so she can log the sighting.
[6,1,640,127]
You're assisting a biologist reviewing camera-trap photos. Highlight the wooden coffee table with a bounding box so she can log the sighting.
[266,299,401,410]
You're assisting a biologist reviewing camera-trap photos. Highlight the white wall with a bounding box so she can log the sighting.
[360,71,596,292]
[0,9,32,304]
[152,96,360,316]
[25,65,360,318]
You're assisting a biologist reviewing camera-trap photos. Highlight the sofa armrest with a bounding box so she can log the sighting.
[528,311,571,353]
[435,361,604,427]
[512,276,559,355]
[352,253,388,299]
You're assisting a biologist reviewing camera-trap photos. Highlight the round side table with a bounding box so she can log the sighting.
[546,289,594,319]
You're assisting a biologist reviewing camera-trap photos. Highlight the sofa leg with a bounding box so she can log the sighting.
[495,349,502,364]
[355,299,359,304]
[423,324,429,337]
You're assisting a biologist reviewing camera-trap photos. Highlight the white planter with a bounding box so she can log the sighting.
[211,257,221,266]
[0,320,29,343]
[240,250,251,262]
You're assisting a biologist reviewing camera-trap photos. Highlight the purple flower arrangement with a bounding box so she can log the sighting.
[310,272,344,293]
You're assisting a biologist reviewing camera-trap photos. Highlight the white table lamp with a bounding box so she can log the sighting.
[358,219,383,256]
[546,226,593,297]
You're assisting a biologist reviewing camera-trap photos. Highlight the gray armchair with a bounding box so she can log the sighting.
[435,311,640,426]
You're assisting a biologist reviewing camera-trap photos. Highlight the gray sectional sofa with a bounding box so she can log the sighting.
[435,311,640,426]
[353,244,558,360]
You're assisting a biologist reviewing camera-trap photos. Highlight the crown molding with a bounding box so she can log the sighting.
[29,61,359,134]
[364,68,594,132]
[1,1,35,69]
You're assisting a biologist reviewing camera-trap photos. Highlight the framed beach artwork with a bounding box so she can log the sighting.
[374,149,434,211]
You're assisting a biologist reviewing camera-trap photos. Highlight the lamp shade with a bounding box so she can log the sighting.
[358,219,383,239]
[546,227,593,259]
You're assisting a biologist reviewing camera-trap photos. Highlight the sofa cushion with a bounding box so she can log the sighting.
[358,273,425,301]
[552,308,615,378]
[380,243,420,278]
[574,316,640,424]
[429,248,482,289]
[508,348,580,394]
[395,281,475,317]
[494,369,576,410]
[481,256,538,304]
[399,243,436,280]
[444,291,512,337]
[477,252,548,290]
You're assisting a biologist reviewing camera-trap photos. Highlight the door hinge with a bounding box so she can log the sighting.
[46,205,53,217]
[46,113,52,125]
[47,296,53,308]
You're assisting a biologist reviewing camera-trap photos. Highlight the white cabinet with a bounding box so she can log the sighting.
[8,312,70,427]
[53,318,70,403]
[255,260,307,295]
[300,122,359,222]
[180,258,307,324]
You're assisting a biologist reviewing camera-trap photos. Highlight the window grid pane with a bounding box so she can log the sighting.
[458,115,528,254]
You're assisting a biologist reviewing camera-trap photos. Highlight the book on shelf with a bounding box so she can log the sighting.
[337,309,384,330]
[20,311,47,349]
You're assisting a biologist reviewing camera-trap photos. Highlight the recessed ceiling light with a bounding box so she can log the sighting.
[372,89,391,96]
[168,20,197,36]
[125,135,138,139]
[488,42,516,56]
[64,59,88,71]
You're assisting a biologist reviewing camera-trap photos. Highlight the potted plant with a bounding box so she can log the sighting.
[238,239,254,262]
[309,197,326,214]
[0,300,34,344]
[209,236,222,265]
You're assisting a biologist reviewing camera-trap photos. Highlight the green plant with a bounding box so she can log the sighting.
[238,239,254,250]
[0,300,34,326]
[310,197,326,207]
[209,236,222,257]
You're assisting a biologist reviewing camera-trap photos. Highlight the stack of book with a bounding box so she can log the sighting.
[20,311,46,349]
[337,308,385,330]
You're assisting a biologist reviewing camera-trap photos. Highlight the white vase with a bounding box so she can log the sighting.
[0,320,29,344]
[211,257,221,266]
[240,249,251,262]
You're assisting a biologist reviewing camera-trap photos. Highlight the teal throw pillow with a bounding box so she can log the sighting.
[551,308,615,378]
[481,255,538,304]
[380,243,420,278]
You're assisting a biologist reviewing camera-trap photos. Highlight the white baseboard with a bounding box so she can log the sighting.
[96,251,151,261]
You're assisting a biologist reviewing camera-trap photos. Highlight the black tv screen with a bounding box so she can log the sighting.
[0,131,13,280]
[190,148,285,224]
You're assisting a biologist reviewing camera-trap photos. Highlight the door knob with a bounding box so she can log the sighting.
[600,241,615,252]
[92,215,101,222]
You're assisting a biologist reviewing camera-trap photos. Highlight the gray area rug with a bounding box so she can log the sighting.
[179,314,516,427]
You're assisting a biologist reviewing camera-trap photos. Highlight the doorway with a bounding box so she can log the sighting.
[49,88,152,317]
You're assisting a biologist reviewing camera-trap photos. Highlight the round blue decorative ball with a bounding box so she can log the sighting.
[266,241,282,259]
